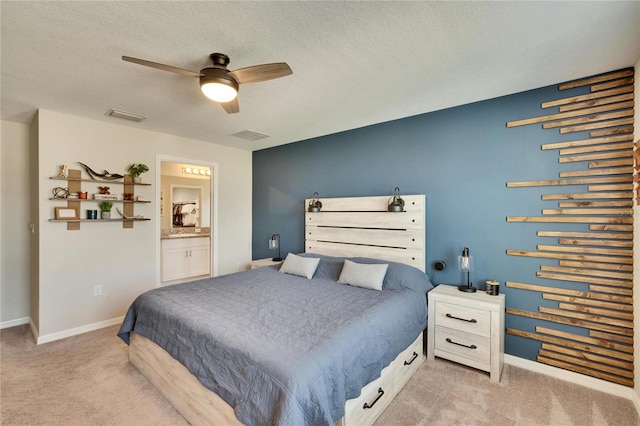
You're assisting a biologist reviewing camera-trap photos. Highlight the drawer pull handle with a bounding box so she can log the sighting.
[363,387,385,409]
[404,351,418,365]
[446,338,477,349]
[446,313,477,323]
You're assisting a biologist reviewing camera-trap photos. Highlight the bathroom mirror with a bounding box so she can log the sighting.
[171,186,202,228]
[160,162,212,230]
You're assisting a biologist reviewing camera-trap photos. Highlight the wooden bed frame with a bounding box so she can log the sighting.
[129,194,426,425]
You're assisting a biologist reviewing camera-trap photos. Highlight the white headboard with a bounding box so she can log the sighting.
[304,195,426,272]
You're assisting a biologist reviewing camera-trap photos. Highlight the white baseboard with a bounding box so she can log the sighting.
[36,316,124,344]
[504,354,636,402]
[0,316,30,329]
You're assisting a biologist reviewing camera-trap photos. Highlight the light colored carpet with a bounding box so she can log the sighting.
[1,324,638,425]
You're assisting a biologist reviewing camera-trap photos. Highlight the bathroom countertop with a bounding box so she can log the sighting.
[161,233,210,240]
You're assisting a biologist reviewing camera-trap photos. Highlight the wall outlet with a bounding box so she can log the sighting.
[94,285,102,297]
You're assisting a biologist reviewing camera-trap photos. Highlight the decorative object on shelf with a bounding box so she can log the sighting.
[307,192,322,212]
[458,247,476,293]
[116,207,144,220]
[98,201,113,219]
[78,191,88,199]
[485,280,500,296]
[55,207,79,220]
[269,234,283,261]
[93,193,118,200]
[123,193,135,201]
[387,187,405,212]
[77,162,125,181]
[86,209,98,220]
[52,187,69,199]
[98,186,111,194]
[127,163,149,184]
[58,165,68,178]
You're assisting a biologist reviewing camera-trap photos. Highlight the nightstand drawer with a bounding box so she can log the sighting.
[434,326,490,364]
[435,302,491,336]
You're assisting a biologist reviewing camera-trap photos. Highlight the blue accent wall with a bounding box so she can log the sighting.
[253,81,592,361]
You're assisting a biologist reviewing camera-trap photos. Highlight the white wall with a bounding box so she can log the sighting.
[2,109,252,340]
[1,121,31,326]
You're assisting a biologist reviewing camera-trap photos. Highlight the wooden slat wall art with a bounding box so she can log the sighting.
[505,68,635,387]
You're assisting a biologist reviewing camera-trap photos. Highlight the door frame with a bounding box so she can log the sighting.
[156,155,218,287]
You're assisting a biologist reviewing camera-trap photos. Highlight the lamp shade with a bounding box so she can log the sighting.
[200,68,239,102]
[269,234,282,261]
[308,192,322,212]
[387,187,405,212]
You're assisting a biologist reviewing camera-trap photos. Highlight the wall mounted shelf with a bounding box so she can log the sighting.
[49,218,151,223]
[48,198,151,203]
[49,176,151,186]
[50,168,150,230]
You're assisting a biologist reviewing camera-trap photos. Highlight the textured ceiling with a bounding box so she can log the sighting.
[2,1,639,151]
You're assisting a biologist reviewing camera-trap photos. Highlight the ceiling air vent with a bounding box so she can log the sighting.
[231,130,270,141]
[106,108,147,122]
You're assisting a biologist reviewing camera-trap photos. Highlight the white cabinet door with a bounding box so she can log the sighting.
[162,247,189,281]
[162,237,211,282]
[188,244,210,277]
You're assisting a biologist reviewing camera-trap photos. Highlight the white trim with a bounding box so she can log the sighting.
[0,316,30,329]
[36,316,124,345]
[29,317,39,342]
[633,392,640,418]
[156,155,219,288]
[504,354,635,401]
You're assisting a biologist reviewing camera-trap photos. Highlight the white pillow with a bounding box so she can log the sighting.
[337,259,388,291]
[279,253,320,279]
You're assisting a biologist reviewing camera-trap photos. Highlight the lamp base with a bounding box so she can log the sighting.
[272,257,283,262]
[458,285,477,293]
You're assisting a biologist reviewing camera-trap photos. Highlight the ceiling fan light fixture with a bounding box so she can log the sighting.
[200,68,239,103]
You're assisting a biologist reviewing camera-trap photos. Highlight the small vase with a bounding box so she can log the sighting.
[101,211,111,220]
[133,177,141,184]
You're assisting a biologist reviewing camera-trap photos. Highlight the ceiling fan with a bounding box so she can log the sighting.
[122,53,292,114]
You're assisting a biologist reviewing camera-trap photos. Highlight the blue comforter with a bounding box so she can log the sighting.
[118,254,433,425]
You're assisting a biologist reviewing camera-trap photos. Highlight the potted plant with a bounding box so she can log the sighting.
[98,201,113,219]
[127,163,149,184]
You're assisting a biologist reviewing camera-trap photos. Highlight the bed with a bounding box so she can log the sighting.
[118,194,430,425]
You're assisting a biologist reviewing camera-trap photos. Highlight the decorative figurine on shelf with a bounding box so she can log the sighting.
[58,165,68,178]
[123,193,135,201]
[77,162,124,181]
[98,186,111,195]
[52,187,70,199]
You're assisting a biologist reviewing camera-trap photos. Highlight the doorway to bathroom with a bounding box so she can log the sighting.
[157,157,217,286]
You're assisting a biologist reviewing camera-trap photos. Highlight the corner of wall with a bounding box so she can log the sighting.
[29,112,40,333]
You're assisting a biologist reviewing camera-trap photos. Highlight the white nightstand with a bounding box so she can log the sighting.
[427,284,505,382]
[250,257,283,270]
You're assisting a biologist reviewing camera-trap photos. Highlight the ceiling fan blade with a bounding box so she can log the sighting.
[122,56,202,78]
[228,63,292,84]
[221,98,239,114]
